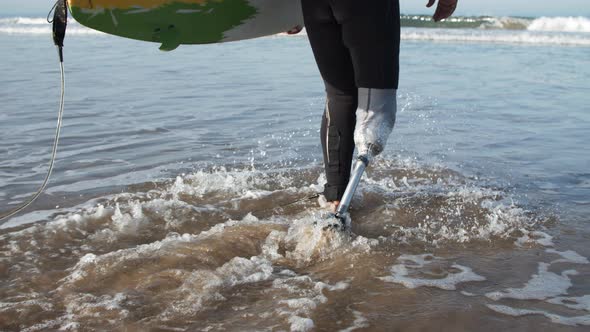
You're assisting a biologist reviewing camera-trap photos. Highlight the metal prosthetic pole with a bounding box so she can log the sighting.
[333,155,370,228]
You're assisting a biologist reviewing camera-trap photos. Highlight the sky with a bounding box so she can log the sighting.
[1,0,589,17]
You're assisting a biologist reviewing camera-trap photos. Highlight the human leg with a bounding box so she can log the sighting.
[302,0,358,202]
[335,0,401,158]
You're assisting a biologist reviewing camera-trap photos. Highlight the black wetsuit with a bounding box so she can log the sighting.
[301,0,401,201]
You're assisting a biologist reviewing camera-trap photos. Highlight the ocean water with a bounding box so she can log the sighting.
[0,15,589,331]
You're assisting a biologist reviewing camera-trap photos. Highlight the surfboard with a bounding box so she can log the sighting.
[68,0,304,51]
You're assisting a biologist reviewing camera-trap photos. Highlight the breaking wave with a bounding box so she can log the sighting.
[401,15,590,33]
[527,16,590,33]
[2,15,589,47]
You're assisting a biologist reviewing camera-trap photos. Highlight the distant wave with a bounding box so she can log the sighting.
[402,15,590,33]
[527,16,590,33]
[401,15,530,30]
[0,17,101,35]
[0,17,47,25]
[401,28,590,46]
[2,16,589,46]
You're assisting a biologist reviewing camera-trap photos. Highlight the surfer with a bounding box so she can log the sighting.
[300,0,458,211]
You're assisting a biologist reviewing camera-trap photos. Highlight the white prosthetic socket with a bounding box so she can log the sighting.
[353,88,397,160]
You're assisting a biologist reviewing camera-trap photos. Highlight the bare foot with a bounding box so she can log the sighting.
[317,195,340,213]
[327,201,340,213]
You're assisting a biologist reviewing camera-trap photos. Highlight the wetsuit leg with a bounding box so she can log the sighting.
[302,0,400,201]
[335,0,401,89]
[302,0,358,201]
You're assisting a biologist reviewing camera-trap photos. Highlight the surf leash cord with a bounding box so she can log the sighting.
[0,0,68,222]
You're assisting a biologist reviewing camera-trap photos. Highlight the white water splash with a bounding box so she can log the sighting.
[487,304,590,326]
[486,263,578,301]
[547,249,590,264]
[548,295,590,312]
[338,310,370,332]
[380,254,485,290]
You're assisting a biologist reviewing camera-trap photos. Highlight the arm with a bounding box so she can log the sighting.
[426,0,458,22]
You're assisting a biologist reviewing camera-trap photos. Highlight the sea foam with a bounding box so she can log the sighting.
[528,16,590,33]
[380,254,486,290]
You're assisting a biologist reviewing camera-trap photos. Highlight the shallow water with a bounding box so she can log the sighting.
[1,18,590,331]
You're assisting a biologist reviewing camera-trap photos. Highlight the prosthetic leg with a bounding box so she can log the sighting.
[331,88,397,230]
